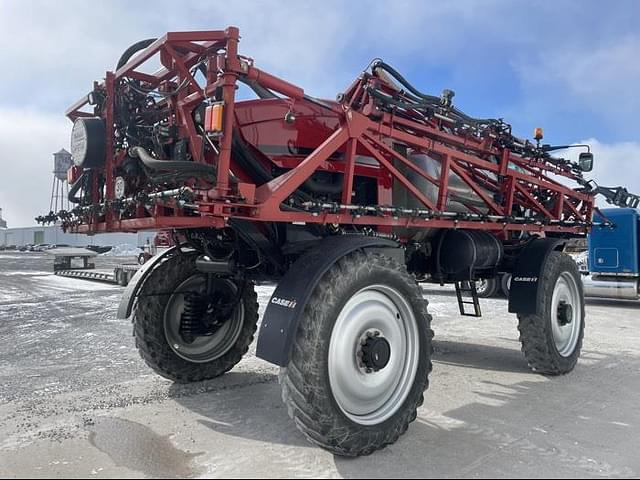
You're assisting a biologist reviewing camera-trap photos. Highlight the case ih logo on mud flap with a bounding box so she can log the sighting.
[271,297,298,309]
[513,277,538,283]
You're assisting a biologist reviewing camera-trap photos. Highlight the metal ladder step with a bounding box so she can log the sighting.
[454,281,482,317]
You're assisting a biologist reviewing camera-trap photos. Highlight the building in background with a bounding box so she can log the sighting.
[0,224,155,248]
[0,146,160,248]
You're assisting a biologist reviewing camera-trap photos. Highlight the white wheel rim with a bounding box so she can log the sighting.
[328,285,420,426]
[551,272,582,357]
[475,279,489,295]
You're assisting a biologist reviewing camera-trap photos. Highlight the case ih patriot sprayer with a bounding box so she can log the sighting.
[42,28,635,456]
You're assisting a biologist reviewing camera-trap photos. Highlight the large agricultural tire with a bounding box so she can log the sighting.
[517,252,585,375]
[132,253,259,383]
[280,251,433,457]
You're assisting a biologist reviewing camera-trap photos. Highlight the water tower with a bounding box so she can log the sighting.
[50,149,73,213]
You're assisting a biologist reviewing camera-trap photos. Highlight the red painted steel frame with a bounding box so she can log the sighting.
[66,27,595,236]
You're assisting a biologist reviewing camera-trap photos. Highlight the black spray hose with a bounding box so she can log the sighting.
[67,172,86,204]
[130,146,217,175]
[240,78,278,99]
[368,88,434,112]
[373,61,441,104]
[449,106,498,126]
[373,61,499,125]
[117,39,157,70]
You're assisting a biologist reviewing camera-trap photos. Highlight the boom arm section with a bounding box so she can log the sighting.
[43,27,602,238]
[592,185,640,209]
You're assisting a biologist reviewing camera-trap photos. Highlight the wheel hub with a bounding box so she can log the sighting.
[550,272,582,358]
[328,285,420,426]
[557,301,573,326]
[164,275,245,363]
[359,333,391,372]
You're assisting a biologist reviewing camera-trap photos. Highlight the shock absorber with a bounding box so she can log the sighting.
[179,272,243,343]
[179,292,208,343]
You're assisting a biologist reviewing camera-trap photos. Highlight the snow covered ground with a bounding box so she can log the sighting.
[100,244,142,257]
[1,252,639,478]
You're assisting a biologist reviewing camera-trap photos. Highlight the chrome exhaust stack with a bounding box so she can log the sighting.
[582,275,640,300]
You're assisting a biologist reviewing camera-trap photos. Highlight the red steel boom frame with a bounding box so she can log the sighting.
[65,27,595,237]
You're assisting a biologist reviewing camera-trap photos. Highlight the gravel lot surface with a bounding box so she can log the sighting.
[1,251,639,478]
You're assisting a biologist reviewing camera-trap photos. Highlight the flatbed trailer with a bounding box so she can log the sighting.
[54,263,140,286]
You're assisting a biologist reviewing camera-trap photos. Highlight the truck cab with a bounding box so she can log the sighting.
[584,208,640,300]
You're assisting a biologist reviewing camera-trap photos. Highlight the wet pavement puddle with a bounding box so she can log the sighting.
[88,416,203,478]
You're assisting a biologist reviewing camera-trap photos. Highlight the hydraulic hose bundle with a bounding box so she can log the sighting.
[369,61,501,129]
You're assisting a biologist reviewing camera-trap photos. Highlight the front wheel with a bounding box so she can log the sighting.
[132,252,258,383]
[280,251,433,456]
[518,252,585,375]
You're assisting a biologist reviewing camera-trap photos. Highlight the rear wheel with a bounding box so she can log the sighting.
[280,251,433,456]
[475,278,498,298]
[132,252,258,383]
[518,252,585,375]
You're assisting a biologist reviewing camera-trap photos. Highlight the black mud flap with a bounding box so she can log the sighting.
[256,236,403,367]
[508,238,566,315]
[116,246,181,319]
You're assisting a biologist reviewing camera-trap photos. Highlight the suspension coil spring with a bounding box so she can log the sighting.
[179,292,208,341]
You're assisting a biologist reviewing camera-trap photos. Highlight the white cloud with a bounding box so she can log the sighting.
[0,0,526,104]
[0,108,69,227]
[545,37,640,101]
[563,138,640,208]
[512,35,640,139]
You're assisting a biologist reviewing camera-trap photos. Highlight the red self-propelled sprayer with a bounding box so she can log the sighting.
[43,27,625,456]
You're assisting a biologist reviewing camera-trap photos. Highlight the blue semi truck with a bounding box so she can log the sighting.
[476,207,640,300]
[582,208,640,301]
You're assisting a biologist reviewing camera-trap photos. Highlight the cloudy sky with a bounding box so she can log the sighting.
[1,0,639,226]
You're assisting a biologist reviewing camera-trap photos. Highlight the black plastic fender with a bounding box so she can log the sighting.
[508,238,566,315]
[255,235,403,367]
[117,245,181,319]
